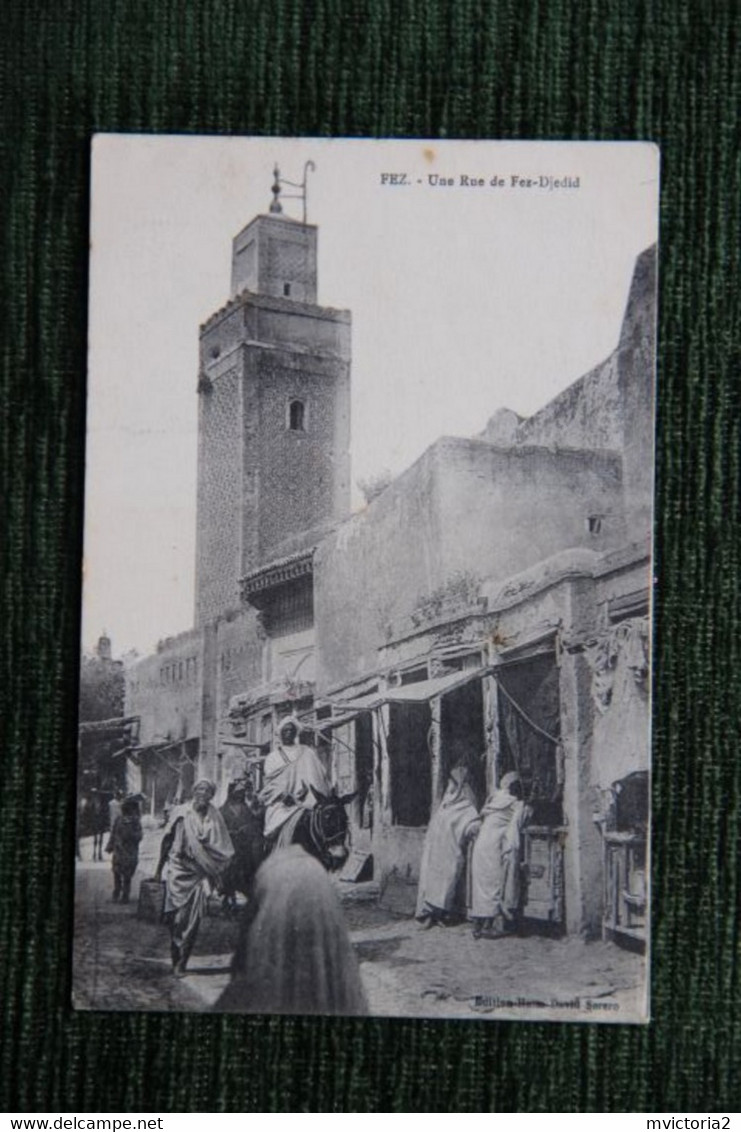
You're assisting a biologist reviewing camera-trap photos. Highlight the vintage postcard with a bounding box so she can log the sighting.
[75,137,658,1022]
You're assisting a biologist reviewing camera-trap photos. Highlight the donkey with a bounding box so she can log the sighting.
[284,786,357,872]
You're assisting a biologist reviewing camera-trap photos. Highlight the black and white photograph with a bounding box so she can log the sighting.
[74,136,659,1023]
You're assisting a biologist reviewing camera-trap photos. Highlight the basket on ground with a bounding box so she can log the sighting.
[137,877,166,922]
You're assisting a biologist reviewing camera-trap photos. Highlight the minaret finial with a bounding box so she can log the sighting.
[267,161,316,223]
[269,164,283,213]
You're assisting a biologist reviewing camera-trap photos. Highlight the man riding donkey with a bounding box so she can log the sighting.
[217,714,366,1015]
[259,715,334,850]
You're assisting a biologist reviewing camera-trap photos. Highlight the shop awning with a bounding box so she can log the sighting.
[317,668,489,721]
[384,666,488,703]
[314,689,384,730]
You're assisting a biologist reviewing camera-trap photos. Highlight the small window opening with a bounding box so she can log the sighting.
[587,515,602,535]
[288,399,305,432]
[283,282,292,296]
[399,666,428,686]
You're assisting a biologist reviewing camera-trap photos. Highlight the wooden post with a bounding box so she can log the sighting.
[482,672,500,795]
[377,703,392,828]
[429,696,443,810]
[369,705,386,873]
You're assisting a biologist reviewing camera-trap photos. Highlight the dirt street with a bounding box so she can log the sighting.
[73,825,645,1022]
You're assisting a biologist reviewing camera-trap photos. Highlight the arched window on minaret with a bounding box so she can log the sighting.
[288,398,306,432]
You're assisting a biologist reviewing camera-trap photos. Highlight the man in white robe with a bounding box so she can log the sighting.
[156,779,234,976]
[416,764,481,927]
[469,770,531,938]
[259,717,331,846]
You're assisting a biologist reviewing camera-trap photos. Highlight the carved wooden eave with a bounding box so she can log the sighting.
[228,677,316,723]
[78,714,140,737]
[239,547,315,610]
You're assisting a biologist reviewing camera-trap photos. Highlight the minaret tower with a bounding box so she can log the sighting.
[194,166,351,627]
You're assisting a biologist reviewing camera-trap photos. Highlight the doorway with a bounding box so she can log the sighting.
[388,701,432,827]
[496,651,564,931]
[440,679,486,807]
[496,651,562,825]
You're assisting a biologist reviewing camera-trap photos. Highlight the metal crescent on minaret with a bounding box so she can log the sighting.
[270,160,316,224]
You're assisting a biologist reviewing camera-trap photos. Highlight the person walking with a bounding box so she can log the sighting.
[105,794,143,904]
[155,780,234,977]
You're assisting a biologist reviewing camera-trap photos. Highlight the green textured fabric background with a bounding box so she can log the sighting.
[1,0,739,1113]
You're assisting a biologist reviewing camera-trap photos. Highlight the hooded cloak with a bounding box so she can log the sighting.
[220,782,264,895]
[416,765,480,918]
[469,774,527,921]
[216,845,368,1016]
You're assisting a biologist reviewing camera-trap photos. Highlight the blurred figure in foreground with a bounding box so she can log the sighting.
[217,789,366,1015]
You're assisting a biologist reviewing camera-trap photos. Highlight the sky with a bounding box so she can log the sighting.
[82,137,659,656]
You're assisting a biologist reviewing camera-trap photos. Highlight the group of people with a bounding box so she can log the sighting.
[100,779,260,927]
[415,764,531,939]
[152,763,296,977]
[99,712,325,941]
[150,717,366,1013]
[97,716,333,978]
[96,720,530,1014]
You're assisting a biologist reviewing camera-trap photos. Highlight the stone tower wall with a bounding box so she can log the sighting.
[252,349,351,565]
[194,211,351,626]
[194,362,244,625]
